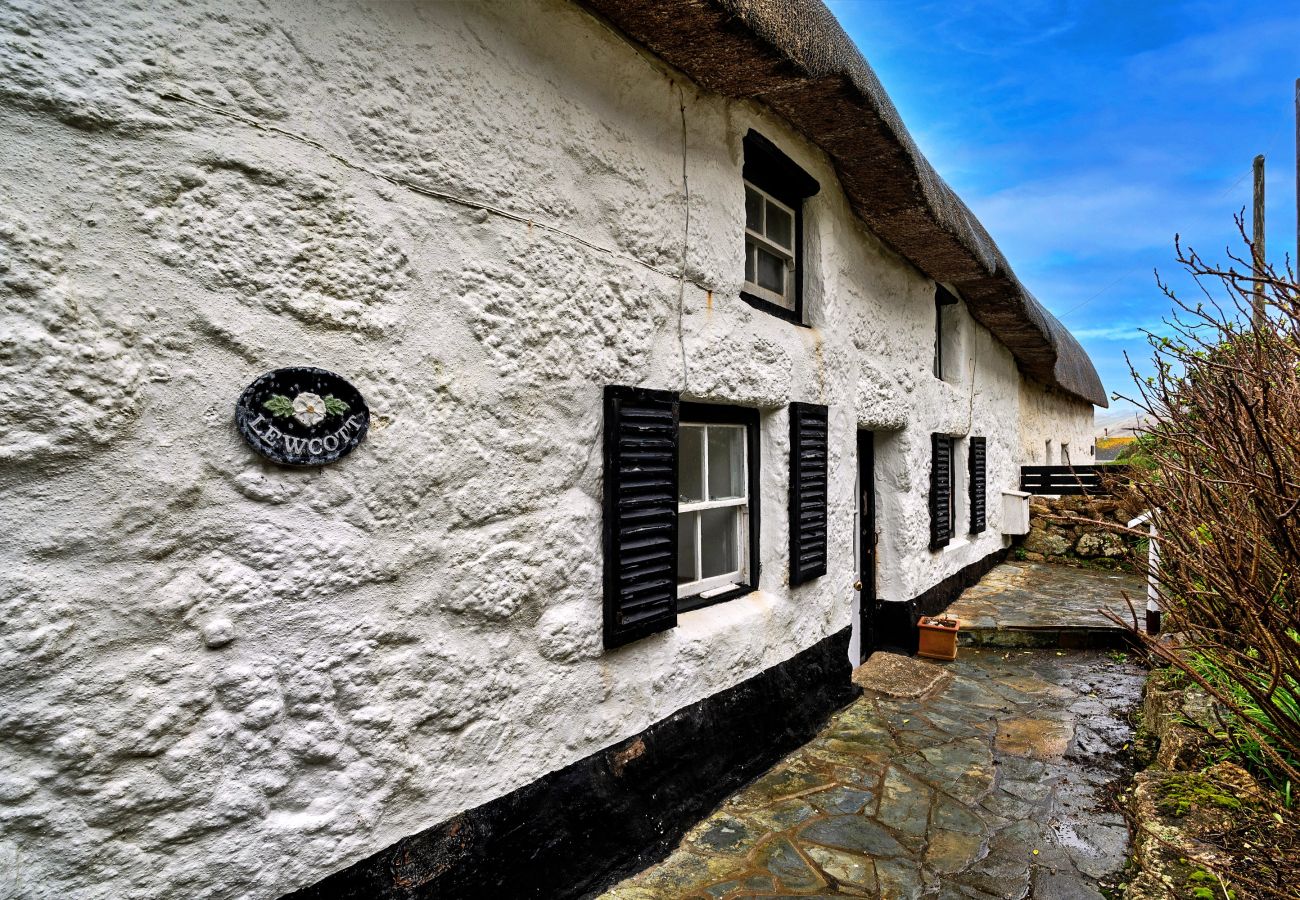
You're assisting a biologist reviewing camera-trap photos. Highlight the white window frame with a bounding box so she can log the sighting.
[677,422,750,599]
[743,181,796,309]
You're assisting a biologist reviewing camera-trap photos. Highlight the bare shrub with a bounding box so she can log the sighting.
[1117,218,1300,795]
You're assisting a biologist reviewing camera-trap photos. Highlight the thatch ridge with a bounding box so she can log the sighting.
[581,0,1108,407]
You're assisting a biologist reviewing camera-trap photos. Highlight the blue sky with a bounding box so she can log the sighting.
[827,0,1300,412]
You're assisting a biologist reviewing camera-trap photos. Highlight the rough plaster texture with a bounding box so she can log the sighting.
[0,1,1094,897]
[1018,381,1097,464]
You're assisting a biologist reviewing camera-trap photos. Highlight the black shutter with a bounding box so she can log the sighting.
[969,436,987,534]
[789,402,828,585]
[929,433,953,550]
[602,385,680,649]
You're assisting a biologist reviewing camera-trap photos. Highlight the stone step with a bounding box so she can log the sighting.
[945,561,1148,651]
[959,623,1137,650]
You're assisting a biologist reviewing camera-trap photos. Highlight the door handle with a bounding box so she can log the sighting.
[853,581,863,591]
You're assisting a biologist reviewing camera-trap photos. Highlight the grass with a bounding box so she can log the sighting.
[1185,649,1299,807]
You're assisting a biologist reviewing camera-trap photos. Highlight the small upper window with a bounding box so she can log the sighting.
[744,182,796,309]
[740,130,819,324]
[934,285,960,380]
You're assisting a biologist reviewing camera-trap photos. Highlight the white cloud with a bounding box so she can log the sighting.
[1068,323,1162,342]
[1125,17,1300,90]
[964,170,1233,261]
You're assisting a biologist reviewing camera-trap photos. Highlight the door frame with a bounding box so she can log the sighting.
[856,430,877,663]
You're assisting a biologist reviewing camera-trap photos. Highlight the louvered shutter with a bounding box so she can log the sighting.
[789,402,828,585]
[969,436,987,534]
[602,385,680,649]
[929,433,953,550]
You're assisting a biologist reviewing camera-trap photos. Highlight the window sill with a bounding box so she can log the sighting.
[676,587,770,635]
[739,291,807,327]
[931,536,971,554]
[678,582,753,613]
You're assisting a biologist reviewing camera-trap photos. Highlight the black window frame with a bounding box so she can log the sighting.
[741,130,819,326]
[676,402,762,613]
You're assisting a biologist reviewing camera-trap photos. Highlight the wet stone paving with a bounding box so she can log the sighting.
[601,647,1145,899]
[948,562,1146,648]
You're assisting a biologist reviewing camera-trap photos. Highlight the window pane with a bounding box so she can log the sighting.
[677,510,699,584]
[745,186,763,232]
[679,425,704,502]
[707,426,745,500]
[745,240,756,284]
[700,506,739,578]
[756,246,786,295]
[765,201,792,250]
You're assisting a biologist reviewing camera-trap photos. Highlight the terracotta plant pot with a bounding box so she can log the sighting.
[917,615,959,661]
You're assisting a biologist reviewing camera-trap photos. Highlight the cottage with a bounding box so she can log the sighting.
[0,0,1105,897]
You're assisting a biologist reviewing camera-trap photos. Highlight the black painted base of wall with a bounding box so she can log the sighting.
[874,548,1008,655]
[282,627,859,900]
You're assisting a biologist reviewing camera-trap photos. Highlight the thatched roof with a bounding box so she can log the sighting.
[581,0,1108,407]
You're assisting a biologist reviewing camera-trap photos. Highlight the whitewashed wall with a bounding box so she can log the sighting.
[0,1,1091,897]
[1018,382,1098,464]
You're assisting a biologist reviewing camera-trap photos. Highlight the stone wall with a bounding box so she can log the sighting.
[1123,670,1296,898]
[1017,495,1143,571]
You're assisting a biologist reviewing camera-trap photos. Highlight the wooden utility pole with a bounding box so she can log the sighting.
[1253,154,1266,327]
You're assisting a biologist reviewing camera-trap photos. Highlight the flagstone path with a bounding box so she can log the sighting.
[600,646,1145,899]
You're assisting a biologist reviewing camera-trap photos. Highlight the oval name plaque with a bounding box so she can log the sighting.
[235,367,369,466]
